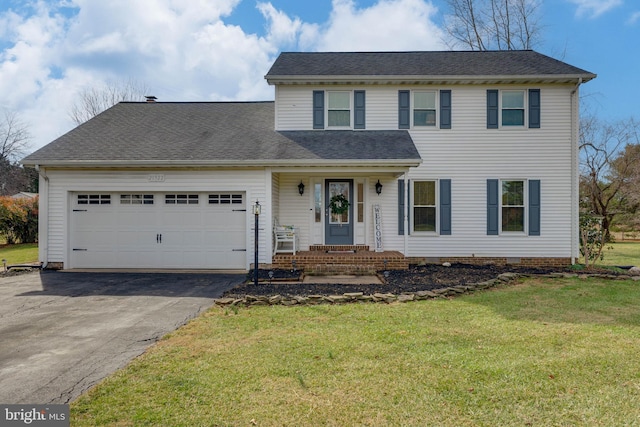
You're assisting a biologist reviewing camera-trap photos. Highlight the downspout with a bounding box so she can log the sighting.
[570,78,583,264]
[35,165,49,269]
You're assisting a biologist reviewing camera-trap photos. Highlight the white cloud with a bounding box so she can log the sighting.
[567,0,622,19]
[302,0,445,52]
[628,11,640,25]
[1,0,447,152]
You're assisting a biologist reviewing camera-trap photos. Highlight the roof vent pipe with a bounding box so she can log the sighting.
[145,96,157,103]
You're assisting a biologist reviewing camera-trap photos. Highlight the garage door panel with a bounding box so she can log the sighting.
[70,191,247,269]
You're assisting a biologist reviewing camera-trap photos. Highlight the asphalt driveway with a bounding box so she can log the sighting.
[0,270,244,404]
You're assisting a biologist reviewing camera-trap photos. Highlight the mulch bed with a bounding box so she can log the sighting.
[225,263,598,298]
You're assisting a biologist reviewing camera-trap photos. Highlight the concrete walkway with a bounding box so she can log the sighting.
[0,270,244,404]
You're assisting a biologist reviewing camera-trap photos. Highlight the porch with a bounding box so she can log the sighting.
[270,245,409,274]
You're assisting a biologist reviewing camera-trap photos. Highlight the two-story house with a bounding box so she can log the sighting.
[22,50,595,271]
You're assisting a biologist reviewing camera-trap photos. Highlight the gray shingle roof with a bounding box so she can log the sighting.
[265,50,595,82]
[22,102,420,167]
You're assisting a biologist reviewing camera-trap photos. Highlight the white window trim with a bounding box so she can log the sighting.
[411,179,439,235]
[412,90,439,129]
[499,179,528,234]
[326,90,352,129]
[499,89,527,129]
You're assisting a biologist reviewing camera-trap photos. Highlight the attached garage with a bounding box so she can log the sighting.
[69,191,247,269]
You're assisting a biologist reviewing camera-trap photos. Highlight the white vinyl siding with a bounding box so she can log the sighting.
[274,83,575,258]
[406,84,574,258]
[40,169,269,269]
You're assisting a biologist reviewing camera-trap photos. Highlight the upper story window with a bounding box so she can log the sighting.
[399,90,451,130]
[327,92,351,127]
[501,91,525,126]
[487,89,540,129]
[413,91,437,127]
[313,90,366,130]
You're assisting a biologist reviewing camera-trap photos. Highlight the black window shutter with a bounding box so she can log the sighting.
[398,180,405,235]
[487,179,499,235]
[487,90,499,129]
[529,180,541,235]
[440,179,452,235]
[398,90,410,129]
[313,90,324,129]
[354,90,365,129]
[440,90,452,129]
[529,89,541,128]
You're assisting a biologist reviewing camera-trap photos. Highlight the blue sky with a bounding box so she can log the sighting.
[1,0,638,153]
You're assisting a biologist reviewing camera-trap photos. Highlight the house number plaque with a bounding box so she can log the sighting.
[147,174,165,182]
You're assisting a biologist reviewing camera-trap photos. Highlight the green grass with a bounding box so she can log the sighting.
[71,277,640,426]
[599,242,640,267]
[0,243,38,265]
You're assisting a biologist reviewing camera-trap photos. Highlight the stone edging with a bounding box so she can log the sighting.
[214,272,640,308]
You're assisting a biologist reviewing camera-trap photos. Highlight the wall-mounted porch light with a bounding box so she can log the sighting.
[375,180,383,195]
[298,181,305,196]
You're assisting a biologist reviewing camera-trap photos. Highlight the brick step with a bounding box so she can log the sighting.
[271,250,408,274]
[309,245,370,252]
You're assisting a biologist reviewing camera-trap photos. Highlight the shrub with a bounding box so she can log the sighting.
[579,212,610,268]
[0,196,38,244]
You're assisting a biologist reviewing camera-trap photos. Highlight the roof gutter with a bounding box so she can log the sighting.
[265,73,597,85]
[22,158,423,169]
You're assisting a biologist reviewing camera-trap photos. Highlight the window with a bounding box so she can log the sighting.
[120,194,154,205]
[314,183,322,222]
[502,91,525,126]
[413,181,437,232]
[399,90,451,129]
[487,179,540,236]
[501,180,525,232]
[413,91,436,126]
[165,194,199,205]
[487,89,540,129]
[313,90,365,129]
[77,194,111,205]
[209,194,243,204]
[327,92,350,127]
[357,182,364,223]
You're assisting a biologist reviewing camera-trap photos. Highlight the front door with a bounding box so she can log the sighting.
[325,180,354,245]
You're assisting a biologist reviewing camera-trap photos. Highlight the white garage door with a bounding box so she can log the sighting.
[70,192,247,269]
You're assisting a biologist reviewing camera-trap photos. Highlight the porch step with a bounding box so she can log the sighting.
[272,250,408,274]
[309,245,370,252]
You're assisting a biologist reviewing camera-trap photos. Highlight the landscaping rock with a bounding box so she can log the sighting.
[628,267,640,276]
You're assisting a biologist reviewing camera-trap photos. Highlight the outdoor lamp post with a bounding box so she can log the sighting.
[253,200,261,286]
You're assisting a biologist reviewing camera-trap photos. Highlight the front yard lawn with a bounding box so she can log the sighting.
[599,242,640,267]
[72,276,640,426]
[0,243,38,266]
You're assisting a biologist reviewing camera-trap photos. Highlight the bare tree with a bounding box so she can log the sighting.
[0,109,34,196]
[0,109,31,163]
[579,115,640,239]
[444,0,542,50]
[69,78,149,125]
[610,137,640,233]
